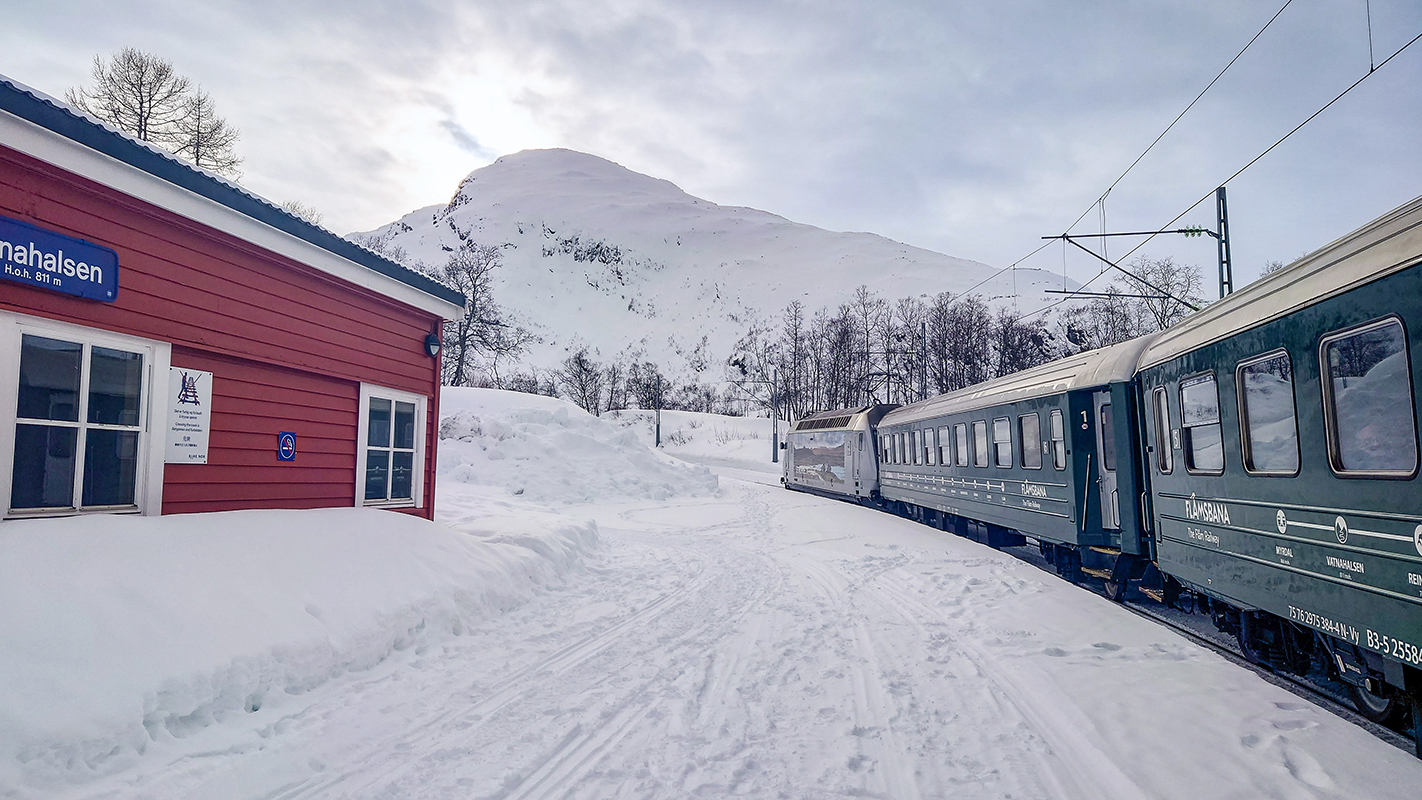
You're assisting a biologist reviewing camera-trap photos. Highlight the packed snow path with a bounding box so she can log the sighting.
[60,475,1421,799]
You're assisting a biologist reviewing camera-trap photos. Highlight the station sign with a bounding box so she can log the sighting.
[0,213,119,301]
[166,368,213,464]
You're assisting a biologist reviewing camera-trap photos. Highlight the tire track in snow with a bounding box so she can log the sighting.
[263,552,719,800]
[870,570,1149,800]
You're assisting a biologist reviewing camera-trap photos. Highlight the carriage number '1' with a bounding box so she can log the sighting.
[1365,629,1422,667]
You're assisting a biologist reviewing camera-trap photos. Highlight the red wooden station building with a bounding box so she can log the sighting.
[0,76,465,521]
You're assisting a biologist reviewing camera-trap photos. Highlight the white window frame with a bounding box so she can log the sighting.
[0,311,170,519]
[355,383,428,509]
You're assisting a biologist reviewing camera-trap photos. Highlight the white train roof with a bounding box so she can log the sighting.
[1137,192,1422,370]
[881,334,1157,427]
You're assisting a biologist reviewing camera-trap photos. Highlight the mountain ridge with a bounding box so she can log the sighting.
[358,148,1074,382]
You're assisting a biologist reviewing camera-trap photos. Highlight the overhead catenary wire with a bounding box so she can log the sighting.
[1012,26,1422,325]
[943,0,1295,317]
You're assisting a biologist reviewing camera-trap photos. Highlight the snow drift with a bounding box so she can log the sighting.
[437,387,719,503]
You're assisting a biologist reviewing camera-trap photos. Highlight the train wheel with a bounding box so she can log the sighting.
[1102,576,1126,602]
[1349,683,1406,726]
[1236,613,1271,667]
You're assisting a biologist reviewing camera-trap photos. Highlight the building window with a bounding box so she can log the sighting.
[356,384,426,507]
[937,426,950,466]
[1019,413,1042,469]
[1180,373,1224,474]
[992,417,1012,468]
[1321,317,1417,476]
[1049,409,1066,470]
[955,423,969,467]
[1238,351,1299,475]
[4,316,166,517]
[972,420,989,467]
[1152,387,1173,474]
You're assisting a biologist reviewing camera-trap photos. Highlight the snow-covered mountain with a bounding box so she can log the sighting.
[359,149,1071,379]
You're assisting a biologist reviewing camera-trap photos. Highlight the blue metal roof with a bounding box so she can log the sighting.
[0,75,465,310]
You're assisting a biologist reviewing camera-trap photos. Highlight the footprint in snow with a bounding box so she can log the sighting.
[1091,642,1122,651]
[1043,647,1069,657]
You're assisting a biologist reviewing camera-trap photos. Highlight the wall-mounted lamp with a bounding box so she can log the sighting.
[424,332,442,358]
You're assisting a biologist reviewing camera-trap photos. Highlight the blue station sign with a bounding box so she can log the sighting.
[0,213,118,302]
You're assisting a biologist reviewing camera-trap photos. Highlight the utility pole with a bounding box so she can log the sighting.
[771,366,779,464]
[1216,185,1233,299]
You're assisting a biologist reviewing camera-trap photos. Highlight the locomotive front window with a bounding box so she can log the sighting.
[1238,351,1300,475]
[938,426,951,465]
[1180,374,1224,474]
[954,423,969,467]
[1019,413,1042,469]
[992,417,1012,468]
[1049,410,1066,470]
[1152,387,1173,474]
[1321,317,1418,476]
[972,421,989,467]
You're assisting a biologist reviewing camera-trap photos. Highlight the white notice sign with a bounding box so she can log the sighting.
[166,367,212,464]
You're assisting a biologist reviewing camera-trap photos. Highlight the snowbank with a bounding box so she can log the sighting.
[438,388,719,502]
[606,408,784,474]
[0,506,597,791]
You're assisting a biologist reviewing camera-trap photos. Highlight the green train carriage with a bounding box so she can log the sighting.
[875,334,1158,594]
[1137,194,1422,726]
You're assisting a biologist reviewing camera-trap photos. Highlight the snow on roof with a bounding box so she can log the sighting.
[1138,193,1422,370]
[0,73,465,313]
[882,333,1158,427]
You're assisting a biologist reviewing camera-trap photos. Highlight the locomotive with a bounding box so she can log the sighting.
[782,192,1422,749]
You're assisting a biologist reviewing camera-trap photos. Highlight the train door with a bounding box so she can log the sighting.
[1093,390,1121,529]
[854,431,863,480]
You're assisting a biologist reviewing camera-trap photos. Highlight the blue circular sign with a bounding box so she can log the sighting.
[278,432,297,461]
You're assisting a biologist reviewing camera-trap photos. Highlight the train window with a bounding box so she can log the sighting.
[913,430,922,465]
[972,421,989,467]
[1180,373,1224,473]
[955,423,969,467]
[899,432,908,464]
[1238,351,1299,475]
[1321,317,1418,476]
[992,417,1012,468]
[937,426,951,465]
[1099,404,1116,471]
[1050,409,1066,470]
[924,429,936,465]
[1152,387,1173,474]
[1019,414,1042,469]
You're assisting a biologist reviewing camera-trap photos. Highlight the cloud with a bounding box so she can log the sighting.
[3,0,1420,285]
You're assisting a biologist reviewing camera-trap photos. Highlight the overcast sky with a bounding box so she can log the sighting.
[5,1,1420,306]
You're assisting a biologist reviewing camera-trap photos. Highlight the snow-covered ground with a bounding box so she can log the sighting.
[3,388,1420,799]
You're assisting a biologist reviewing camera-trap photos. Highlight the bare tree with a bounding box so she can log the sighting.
[1117,255,1204,331]
[557,348,606,415]
[628,362,670,410]
[280,200,324,226]
[173,88,241,177]
[67,48,242,178]
[424,226,532,387]
[67,48,191,144]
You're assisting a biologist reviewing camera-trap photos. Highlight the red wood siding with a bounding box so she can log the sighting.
[0,146,442,518]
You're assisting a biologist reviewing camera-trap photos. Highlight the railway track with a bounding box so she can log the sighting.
[1001,541,1421,757]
